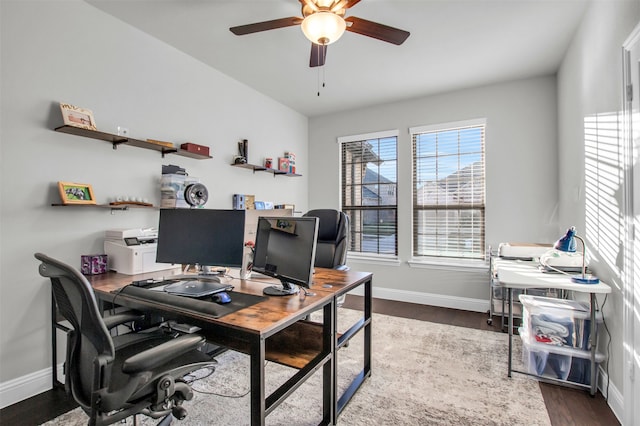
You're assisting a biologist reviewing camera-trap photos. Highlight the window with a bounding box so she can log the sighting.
[410,119,486,260]
[339,130,398,256]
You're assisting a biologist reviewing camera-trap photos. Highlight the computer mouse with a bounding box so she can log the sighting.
[212,292,231,304]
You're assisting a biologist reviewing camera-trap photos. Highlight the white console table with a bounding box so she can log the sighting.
[493,258,611,396]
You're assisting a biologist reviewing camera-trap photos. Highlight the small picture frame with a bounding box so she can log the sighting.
[59,103,96,130]
[58,181,96,205]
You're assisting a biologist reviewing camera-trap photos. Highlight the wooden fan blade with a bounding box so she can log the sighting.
[310,43,328,67]
[345,16,410,45]
[230,17,303,35]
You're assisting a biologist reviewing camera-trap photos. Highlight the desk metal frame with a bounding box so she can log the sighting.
[494,259,611,396]
[51,268,372,426]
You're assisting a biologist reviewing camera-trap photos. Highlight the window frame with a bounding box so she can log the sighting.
[338,129,399,261]
[409,118,487,264]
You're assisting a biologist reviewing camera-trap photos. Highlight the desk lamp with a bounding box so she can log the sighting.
[554,226,600,284]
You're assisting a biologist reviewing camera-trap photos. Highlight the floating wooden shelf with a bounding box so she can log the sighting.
[51,203,157,212]
[231,162,301,177]
[55,125,212,160]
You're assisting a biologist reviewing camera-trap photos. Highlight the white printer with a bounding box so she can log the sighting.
[104,228,179,275]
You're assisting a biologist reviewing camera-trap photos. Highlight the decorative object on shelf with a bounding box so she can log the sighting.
[278,157,290,172]
[265,157,273,169]
[275,203,295,211]
[246,195,255,209]
[59,102,96,131]
[58,181,96,205]
[109,201,153,207]
[184,183,209,208]
[235,139,248,164]
[285,151,296,174]
[81,254,108,275]
[146,138,175,148]
[233,193,245,210]
[180,142,209,157]
[553,226,600,284]
[113,195,150,204]
[232,194,255,210]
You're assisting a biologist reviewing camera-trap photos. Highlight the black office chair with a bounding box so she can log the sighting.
[303,209,350,307]
[303,209,350,270]
[35,253,215,426]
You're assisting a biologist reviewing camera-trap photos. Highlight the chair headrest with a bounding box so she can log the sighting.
[304,209,347,242]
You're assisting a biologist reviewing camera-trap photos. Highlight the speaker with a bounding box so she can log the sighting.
[184,183,208,207]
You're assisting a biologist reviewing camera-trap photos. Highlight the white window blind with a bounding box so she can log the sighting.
[411,120,486,260]
[339,131,398,256]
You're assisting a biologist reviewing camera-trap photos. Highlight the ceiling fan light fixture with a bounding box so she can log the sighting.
[301,12,346,45]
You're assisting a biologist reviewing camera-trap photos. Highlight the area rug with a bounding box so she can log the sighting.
[42,310,549,425]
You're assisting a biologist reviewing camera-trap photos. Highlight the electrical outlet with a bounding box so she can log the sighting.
[117,126,129,137]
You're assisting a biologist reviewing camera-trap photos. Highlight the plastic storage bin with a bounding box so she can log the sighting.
[520,330,605,385]
[519,295,600,350]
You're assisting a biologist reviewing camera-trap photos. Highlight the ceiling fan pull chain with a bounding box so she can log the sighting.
[317,65,327,96]
[323,64,326,88]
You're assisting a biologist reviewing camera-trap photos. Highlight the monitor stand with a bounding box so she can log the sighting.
[263,280,299,296]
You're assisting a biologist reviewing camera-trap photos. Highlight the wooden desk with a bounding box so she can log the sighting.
[493,259,611,396]
[85,267,373,426]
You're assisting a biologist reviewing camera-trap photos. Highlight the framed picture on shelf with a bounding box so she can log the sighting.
[58,181,96,205]
[59,103,96,130]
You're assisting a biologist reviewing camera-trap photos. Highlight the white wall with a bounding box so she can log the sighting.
[557,0,640,420]
[0,0,308,406]
[309,76,560,304]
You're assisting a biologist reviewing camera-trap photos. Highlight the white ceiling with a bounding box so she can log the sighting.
[86,0,588,117]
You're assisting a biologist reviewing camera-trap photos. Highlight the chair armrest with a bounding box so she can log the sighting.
[103,312,144,330]
[121,334,206,374]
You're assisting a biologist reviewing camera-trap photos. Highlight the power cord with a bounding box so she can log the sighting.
[185,359,271,399]
[184,365,252,399]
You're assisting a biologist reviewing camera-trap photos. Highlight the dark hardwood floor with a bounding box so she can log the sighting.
[0,296,619,426]
[343,296,620,426]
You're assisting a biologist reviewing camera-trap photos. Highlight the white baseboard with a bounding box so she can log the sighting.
[599,367,624,424]
[0,364,63,409]
[347,285,490,313]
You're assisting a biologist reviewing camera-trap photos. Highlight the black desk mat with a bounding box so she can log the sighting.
[113,285,267,318]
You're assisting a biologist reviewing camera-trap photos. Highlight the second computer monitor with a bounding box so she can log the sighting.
[156,208,246,269]
[252,216,319,296]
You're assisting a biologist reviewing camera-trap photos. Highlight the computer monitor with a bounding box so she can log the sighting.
[156,208,246,270]
[252,216,319,296]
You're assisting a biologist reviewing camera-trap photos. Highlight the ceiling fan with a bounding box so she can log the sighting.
[229,0,410,67]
